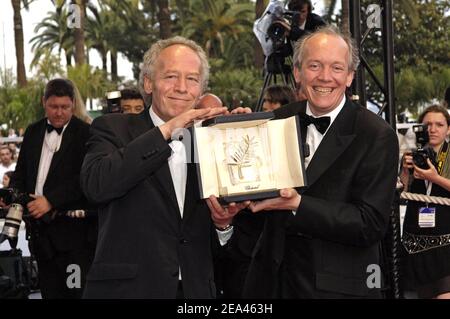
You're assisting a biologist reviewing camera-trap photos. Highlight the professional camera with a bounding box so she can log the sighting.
[0,188,32,250]
[412,148,437,170]
[254,0,295,56]
[266,11,294,51]
[411,124,437,169]
[103,90,122,114]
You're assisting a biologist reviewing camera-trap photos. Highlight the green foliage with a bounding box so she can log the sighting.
[6,0,446,131]
[0,69,45,133]
[175,0,254,60]
[30,6,75,66]
[393,0,449,74]
[67,64,114,102]
[209,68,263,108]
[30,49,64,82]
[358,0,449,115]
[103,1,158,79]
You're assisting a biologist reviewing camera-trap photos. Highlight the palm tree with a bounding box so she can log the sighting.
[157,0,172,39]
[67,64,110,103]
[85,8,109,72]
[87,0,136,81]
[72,0,87,65]
[30,8,75,68]
[341,0,349,35]
[31,49,64,82]
[11,0,32,87]
[181,0,254,58]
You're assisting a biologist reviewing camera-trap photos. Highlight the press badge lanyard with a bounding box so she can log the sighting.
[417,181,435,228]
[418,143,447,228]
[422,142,448,202]
[424,180,433,205]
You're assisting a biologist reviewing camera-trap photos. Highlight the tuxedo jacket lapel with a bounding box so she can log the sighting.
[182,127,201,223]
[306,100,357,187]
[130,111,180,218]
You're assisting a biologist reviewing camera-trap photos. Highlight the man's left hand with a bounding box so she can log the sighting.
[207,195,250,229]
[27,195,52,219]
[413,159,439,183]
[249,188,301,213]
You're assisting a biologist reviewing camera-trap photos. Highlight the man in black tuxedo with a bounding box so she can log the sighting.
[80,36,246,299]
[10,78,97,298]
[219,26,399,298]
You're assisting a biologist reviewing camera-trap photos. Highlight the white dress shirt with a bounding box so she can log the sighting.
[149,107,232,248]
[35,121,69,196]
[304,96,347,168]
[149,107,187,217]
[292,97,347,216]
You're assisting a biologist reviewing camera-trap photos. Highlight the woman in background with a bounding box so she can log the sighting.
[400,104,450,299]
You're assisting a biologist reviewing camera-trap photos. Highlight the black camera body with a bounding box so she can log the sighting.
[104,91,122,114]
[267,11,295,52]
[412,147,437,169]
[0,188,32,208]
[411,123,436,169]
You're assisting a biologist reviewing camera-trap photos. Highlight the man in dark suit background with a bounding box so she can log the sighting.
[81,36,246,299]
[288,0,326,42]
[215,25,399,298]
[10,78,97,298]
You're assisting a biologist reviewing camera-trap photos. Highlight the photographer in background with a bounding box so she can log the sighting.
[288,0,326,42]
[400,104,450,299]
[0,146,16,188]
[10,78,97,299]
[120,88,145,114]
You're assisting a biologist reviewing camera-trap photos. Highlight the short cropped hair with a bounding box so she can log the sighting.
[121,88,144,101]
[288,0,312,13]
[293,25,360,72]
[44,78,75,101]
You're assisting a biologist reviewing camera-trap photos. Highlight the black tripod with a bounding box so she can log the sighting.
[255,52,296,112]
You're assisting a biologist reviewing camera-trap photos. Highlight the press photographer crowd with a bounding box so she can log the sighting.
[1,0,450,301]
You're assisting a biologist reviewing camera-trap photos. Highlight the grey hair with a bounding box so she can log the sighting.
[293,25,360,72]
[138,36,210,102]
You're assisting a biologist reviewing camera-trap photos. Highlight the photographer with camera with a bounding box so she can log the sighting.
[400,104,450,299]
[9,78,97,299]
[287,0,326,42]
[120,88,145,114]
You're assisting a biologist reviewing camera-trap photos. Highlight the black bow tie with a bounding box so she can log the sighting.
[46,123,64,135]
[299,113,331,135]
